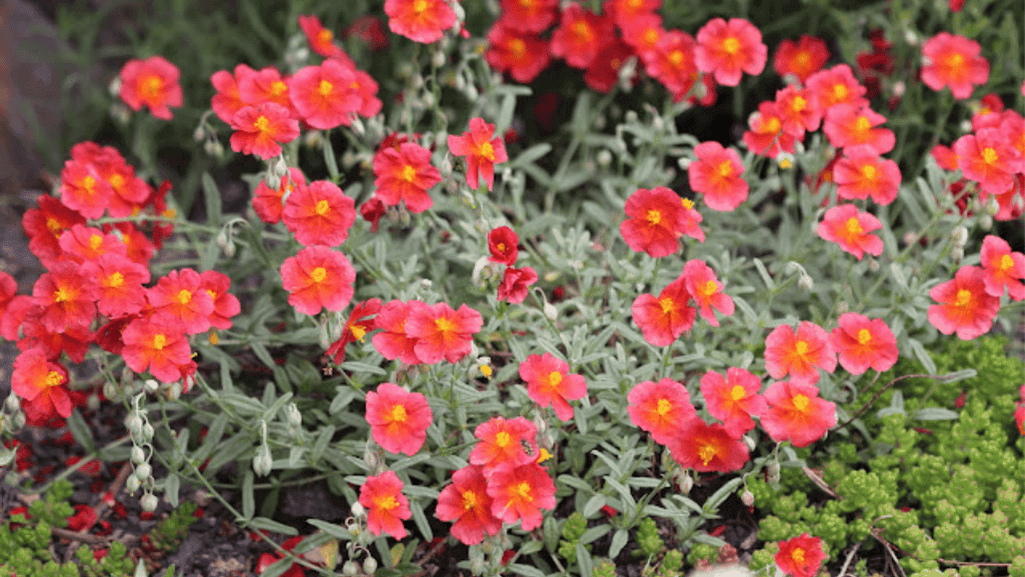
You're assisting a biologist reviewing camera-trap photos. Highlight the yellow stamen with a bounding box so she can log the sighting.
[317,29,333,45]
[791,96,807,112]
[479,141,495,161]
[462,490,478,510]
[435,317,457,333]
[702,280,718,297]
[480,364,493,378]
[765,117,781,133]
[792,394,810,411]
[722,37,740,55]
[981,147,998,165]
[253,115,270,132]
[730,385,746,402]
[209,331,220,345]
[495,431,511,448]
[89,235,103,251]
[141,75,164,99]
[831,83,849,101]
[390,404,407,422]
[659,297,675,314]
[795,340,809,356]
[717,160,734,178]
[854,116,871,134]
[351,324,367,342]
[845,217,863,236]
[656,398,673,416]
[669,50,684,66]
[315,200,330,216]
[509,38,526,59]
[698,444,716,466]
[44,370,64,388]
[106,272,125,288]
[109,173,124,189]
[861,164,878,180]
[413,0,428,12]
[177,289,192,305]
[510,481,534,503]
[681,198,694,210]
[401,165,417,182]
[318,80,333,97]
[375,495,398,511]
[547,371,563,388]
[271,81,288,96]
[153,334,167,350]
[53,287,72,303]
[646,209,662,226]
[310,267,327,283]
[857,329,872,345]
[955,288,972,307]
[999,254,1014,271]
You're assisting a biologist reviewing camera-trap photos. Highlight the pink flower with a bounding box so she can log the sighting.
[448,118,509,191]
[497,266,538,304]
[688,141,749,211]
[921,32,989,99]
[816,204,884,260]
[764,322,836,385]
[519,352,587,421]
[694,17,767,86]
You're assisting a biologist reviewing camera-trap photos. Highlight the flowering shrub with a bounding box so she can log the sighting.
[2,1,1023,577]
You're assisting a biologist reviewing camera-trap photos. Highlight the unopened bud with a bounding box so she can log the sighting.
[363,557,378,574]
[678,470,693,494]
[144,379,159,393]
[142,423,154,442]
[126,474,141,495]
[253,445,273,477]
[285,403,302,428]
[135,463,152,480]
[979,214,992,230]
[87,394,100,411]
[952,246,964,264]
[140,493,159,513]
[741,490,755,507]
[867,258,880,272]
[12,413,25,429]
[543,302,558,321]
[951,225,968,248]
[164,382,182,401]
[432,49,446,69]
[126,414,143,438]
[798,274,814,292]
[836,300,849,315]
[351,502,366,518]
[343,561,359,576]
[4,394,20,413]
[767,462,781,485]
[131,446,146,465]
[193,127,206,142]
[596,149,612,167]
[742,435,756,451]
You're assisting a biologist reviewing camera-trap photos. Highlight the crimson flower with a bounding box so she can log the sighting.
[371,300,423,365]
[627,378,695,445]
[682,259,733,327]
[549,4,613,70]
[688,141,749,211]
[359,471,411,539]
[694,17,767,86]
[146,268,215,335]
[832,145,901,205]
[229,103,300,160]
[666,416,750,472]
[773,35,829,84]
[488,226,519,265]
[631,277,696,346]
[486,462,556,531]
[120,315,192,383]
[700,368,767,439]
[470,416,539,472]
[823,104,895,154]
[980,234,1025,300]
[448,118,509,191]
[11,348,72,419]
[776,533,827,577]
[829,313,899,374]
[760,380,837,447]
[365,383,433,456]
[620,187,687,258]
[435,465,502,545]
[326,298,383,363]
[373,141,442,213]
[119,56,183,120]
[384,0,456,44]
[288,59,361,130]
[282,180,357,247]
[486,22,551,84]
[279,246,356,315]
[497,266,538,304]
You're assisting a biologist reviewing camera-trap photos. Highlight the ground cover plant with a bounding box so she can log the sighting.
[1,0,1024,576]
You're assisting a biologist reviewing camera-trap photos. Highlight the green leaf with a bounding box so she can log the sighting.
[323,134,340,182]
[577,543,593,577]
[246,517,299,536]
[911,408,960,421]
[753,258,774,290]
[242,470,255,520]
[907,338,938,375]
[257,557,296,577]
[250,341,277,370]
[309,425,336,465]
[509,143,552,169]
[66,409,95,452]
[164,474,180,508]
[704,478,742,512]
[134,559,148,577]
[410,500,433,542]
[307,519,353,541]
[507,564,548,577]
[582,494,606,518]
[609,528,629,559]
[202,172,222,227]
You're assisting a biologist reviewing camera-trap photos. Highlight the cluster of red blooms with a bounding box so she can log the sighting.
[1,142,240,427]
[488,226,538,305]
[484,0,766,101]
[776,533,827,577]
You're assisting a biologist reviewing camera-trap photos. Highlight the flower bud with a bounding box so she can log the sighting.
[363,557,378,574]
[142,423,155,442]
[87,394,100,411]
[12,412,25,430]
[125,414,143,438]
[741,489,755,507]
[469,557,486,575]
[140,493,159,513]
[193,126,206,142]
[253,445,273,477]
[285,403,302,428]
[126,474,141,495]
[164,382,182,401]
[979,214,992,231]
[144,379,159,393]
[110,103,131,125]
[798,274,814,292]
[4,394,20,413]
[742,435,756,451]
[432,49,446,69]
[951,225,968,248]
[836,300,849,315]
[135,463,152,480]
[677,470,693,494]
[596,149,612,167]
[767,461,781,485]
[342,561,359,576]
[952,246,964,264]
[351,502,366,518]
[867,258,880,272]
[131,446,146,465]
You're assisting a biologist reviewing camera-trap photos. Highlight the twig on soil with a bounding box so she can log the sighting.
[871,529,907,577]
[837,542,860,577]
[800,466,839,499]
[835,373,946,433]
[51,526,111,546]
[409,538,448,577]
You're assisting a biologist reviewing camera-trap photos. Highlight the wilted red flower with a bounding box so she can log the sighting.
[584,40,635,93]
[486,22,552,84]
[121,315,193,383]
[776,533,827,577]
[830,313,899,374]
[373,141,442,213]
[279,246,356,315]
[700,368,767,439]
[497,266,538,304]
[682,259,734,327]
[760,380,837,447]
[921,32,989,99]
[980,235,1025,300]
[742,101,796,158]
[470,416,538,472]
[764,321,836,385]
[326,298,383,363]
[773,35,829,84]
[359,470,411,539]
[486,462,556,531]
[365,383,433,456]
[928,265,1001,340]
[550,4,613,70]
[435,465,502,545]
[953,127,1020,195]
[688,141,749,211]
[252,167,306,225]
[404,302,483,364]
[288,59,361,130]
[12,348,72,419]
[119,56,183,120]
[229,103,300,160]
[667,416,750,472]
[694,17,766,86]
[488,226,519,265]
[282,180,357,247]
[519,352,587,421]
[627,378,695,445]
[631,277,696,346]
[823,104,895,154]
[448,118,509,191]
[816,204,884,260]
[384,0,456,44]
[832,145,901,205]
[360,197,388,232]
[620,186,686,258]
[372,300,423,364]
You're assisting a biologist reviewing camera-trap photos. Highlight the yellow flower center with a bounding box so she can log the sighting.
[855,116,871,134]
[253,115,270,132]
[659,297,675,314]
[857,329,872,345]
[792,547,806,564]
[955,288,972,307]
[999,254,1014,271]
[479,141,495,161]
[153,334,167,350]
[54,286,72,302]
[109,173,124,189]
[722,37,740,55]
[669,50,684,66]
[509,38,526,59]
[390,404,407,422]
[511,481,534,503]
[46,218,62,235]
[88,234,104,251]
[82,175,96,193]
[44,370,64,388]
[351,324,367,342]
[981,147,998,165]
[845,217,863,235]
[831,83,848,102]
[571,20,593,41]
[717,160,734,178]
[702,280,718,297]
[271,81,288,97]
[547,371,563,388]
[795,52,810,67]
[656,398,673,416]
[462,490,478,511]
[861,164,878,180]
[698,444,716,466]
[795,340,809,355]
[413,0,428,12]
[435,317,457,333]
[792,96,807,112]
[643,29,659,47]
[375,495,398,511]
[765,117,781,133]
[495,431,512,447]
[646,209,662,226]
[480,364,493,378]
[681,198,694,210]
[317,29,333,45]
[401,165,417,182]
[141,75,164,99]
[315,199,330,216]
[318,80,334,97]
[310,267,327,283]
[106,272,125,288]
[177,289,192,305]
[947,53,964,68]
[730,385,746,402]
[792,394,810,412]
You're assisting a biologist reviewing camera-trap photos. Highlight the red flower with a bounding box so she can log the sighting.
[832,145,902,205]
[584,40,635,93]
[58,224,127,263]
[384,0,456,44]
[627,378,695,445]
[550,4,613,70]
[486,462,556,531]
[928,265,1001,340]
[288,59,361,130]
[22,195,86,267]
[921,32,989,99]
[372,300,423,364]
[0,271,16,319]
[667,416,750,472]
[953,128,1020,195]
[253,168,306,225]
[497,0,558,33]
[119,56,183,120]
[688,141,749,211]
[773,35,829,84]
[694,17,767,87]
[67,504,99,532]
[279,246,356,315]
[700,368,767,439]
[373,141,442,213]
[199,270,240,331]
[620,12,664,57]
[776,533,827,577]
[326,298,383,363]
[678,197,705,242]
[345,16,390,51]
[436,465,502,545]
[210,64,255,124]
[805,64,868,112]
[365,383,433,456]
[59,159,113,219]
[830,313,899,374]
[620,186,686,258]
[299,14,347,59]
[980,234,1025,300]
[823,104,895,154]
[32,261,98,333]
[282,180,357,247]
[121,315,193,383]
[640,30,699,102]
[404,302,483,364]
[742,101,795,158]
[448,118,509,191]
[764,321,836,385]
[237,67,296,114]
[486,22,552,84]
[682,259,734,327]
[12,348,72,419]
[488,226,519,265]
[470,416,538,472]
[359,470,411,539]
[931,143,960,171]
[816,203,884,260]
[83,254,150,319]
[497,266,538,304]
[774,85,822,139]
[631,277,696,346]
[519,352,587,421]
[146,269,215,335]
[604,0,660,30]
[229,103,300,160]
[760,380,837,447]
